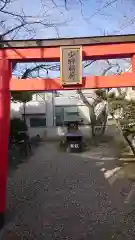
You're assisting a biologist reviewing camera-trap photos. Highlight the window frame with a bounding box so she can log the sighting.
[29,116,46,128]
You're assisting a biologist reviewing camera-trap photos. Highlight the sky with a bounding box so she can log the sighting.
[2,0,135,39]
[1,0,134,78]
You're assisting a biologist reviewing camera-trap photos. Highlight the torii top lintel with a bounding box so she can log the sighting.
[1,34,135,91]
[1,34,135,62]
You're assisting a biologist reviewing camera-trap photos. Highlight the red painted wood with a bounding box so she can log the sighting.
[10,73,135,91]
[0,42,135,61]
[132,54,135,73]
[0,59,11,216]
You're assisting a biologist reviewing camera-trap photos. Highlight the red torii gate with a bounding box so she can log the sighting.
[1,34,135,228]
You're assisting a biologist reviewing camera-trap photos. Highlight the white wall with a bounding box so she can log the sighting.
[78,106,90,124]
[10,102,22,119]
[10,101,47,138]
[45,92,54,127]
[25,115,46,138]
[28,127,46,138]
[45,125,91,140]
[10,90,106,138]
[20,101,46,114]
[10,100,46,117]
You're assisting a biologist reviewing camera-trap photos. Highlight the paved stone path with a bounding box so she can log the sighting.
[1,126,135,239]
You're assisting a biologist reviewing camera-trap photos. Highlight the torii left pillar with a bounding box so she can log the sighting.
[0,59,11,229]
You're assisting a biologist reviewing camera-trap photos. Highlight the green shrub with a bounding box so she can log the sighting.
[10,118,28,143]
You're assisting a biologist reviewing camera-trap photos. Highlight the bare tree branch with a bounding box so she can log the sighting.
[0,0,69,39]
[0,0,9,11]
[1,20,65,38]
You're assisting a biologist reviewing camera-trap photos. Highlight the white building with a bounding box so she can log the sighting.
[11,86,135,139]
[10,90,106,139]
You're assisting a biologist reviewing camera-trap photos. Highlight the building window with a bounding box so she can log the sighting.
[66,112,79,116]
[30,117,46,127]
[55,114,64,126]
[55,107,64,126]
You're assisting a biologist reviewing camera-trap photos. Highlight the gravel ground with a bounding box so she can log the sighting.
[1,126,135,239]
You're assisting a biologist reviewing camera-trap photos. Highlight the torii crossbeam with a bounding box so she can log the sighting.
[1,33,135,229]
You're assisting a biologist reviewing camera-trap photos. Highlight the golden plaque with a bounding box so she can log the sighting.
[60,46,82,85]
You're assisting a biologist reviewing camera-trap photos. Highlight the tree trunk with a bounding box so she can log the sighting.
[77,90,107,137]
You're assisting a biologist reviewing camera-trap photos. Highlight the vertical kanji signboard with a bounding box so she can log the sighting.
[60,46,82,85]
